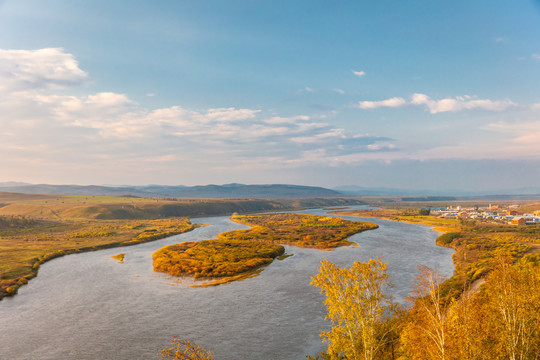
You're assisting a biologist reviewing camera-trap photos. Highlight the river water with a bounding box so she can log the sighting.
[0,207,454,359]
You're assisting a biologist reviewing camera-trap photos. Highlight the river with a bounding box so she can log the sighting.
[0,207,454,359]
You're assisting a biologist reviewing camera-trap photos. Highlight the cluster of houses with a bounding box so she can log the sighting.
[429,205,540,225]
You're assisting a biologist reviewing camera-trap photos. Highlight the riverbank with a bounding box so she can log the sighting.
[0,217,196,300]
[331,208,539,300]
[329,208,460,233]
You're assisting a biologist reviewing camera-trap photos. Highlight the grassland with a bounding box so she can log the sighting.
[332,207,540,300]
[152,213,378,285]
[0,192,364,220]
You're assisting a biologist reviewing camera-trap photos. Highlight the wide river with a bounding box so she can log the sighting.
[0,207,454,360]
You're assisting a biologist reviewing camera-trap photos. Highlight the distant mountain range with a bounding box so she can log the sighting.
[1,182,539,199]
[332,185,540,198]
[0,183,344,199]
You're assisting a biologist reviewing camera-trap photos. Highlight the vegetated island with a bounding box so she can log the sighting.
[112,253,125,263]
[331,206,540,300]
[152,213,378,286]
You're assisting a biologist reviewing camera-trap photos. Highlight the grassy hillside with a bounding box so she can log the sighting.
[0,192,363,220]
[0,183,345,198]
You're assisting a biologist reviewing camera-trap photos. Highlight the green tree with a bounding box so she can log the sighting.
[311,257,396,360]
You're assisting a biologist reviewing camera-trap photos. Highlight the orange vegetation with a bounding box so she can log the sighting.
[153,240,284,279]
[224,213,378,249]
[153,213,378,283]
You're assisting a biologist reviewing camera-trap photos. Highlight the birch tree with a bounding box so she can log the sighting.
[482,257,540,360]
[401,265,450,360]
[311,257,396,360]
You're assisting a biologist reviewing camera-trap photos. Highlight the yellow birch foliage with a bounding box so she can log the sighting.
[311,257,396,360]
[481,256,540,359]
[401,265,451,360]
[446,291,494,360]
[403,257,540,360]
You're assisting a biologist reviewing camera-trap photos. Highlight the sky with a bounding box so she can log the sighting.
[1,0,540,191]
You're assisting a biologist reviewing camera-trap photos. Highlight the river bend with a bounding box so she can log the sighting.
[0,208,454,359]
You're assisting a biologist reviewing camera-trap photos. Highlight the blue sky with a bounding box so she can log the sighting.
[1,0,540,191]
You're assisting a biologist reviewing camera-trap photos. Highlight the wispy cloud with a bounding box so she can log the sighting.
[352,70,365,77]
[332,88,346,95]
[354,93,517,113]
[411,93,517,113]
[484,120,540,156]
[355,97,407,109]
[0,48,397,173]
[532,54,540,60]
[305,86,315,93]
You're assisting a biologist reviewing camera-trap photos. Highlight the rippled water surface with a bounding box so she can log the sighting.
[0,207,454,359]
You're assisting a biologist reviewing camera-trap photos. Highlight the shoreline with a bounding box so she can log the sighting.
[0,223,198,301]
[329,209,460,235]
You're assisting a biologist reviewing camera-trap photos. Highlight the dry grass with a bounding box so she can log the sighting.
[153,213,378,285]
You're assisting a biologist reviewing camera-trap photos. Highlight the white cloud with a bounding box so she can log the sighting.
[205,107,260,122]
[2,75,389,157]
[532,54,540,60]
[0,48,88,92]
[86,92,134,108]
[352,70,365,77]
[355,97,407,109]
[264,115,310,125]
[290,129,345,144]
[305,87,315,93]
[354,93,517,113]
[482,120,540,157]
[411,93,516,113]
[332,88,346,95]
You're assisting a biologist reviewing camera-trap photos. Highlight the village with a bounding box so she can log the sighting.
[429,204,540,225]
